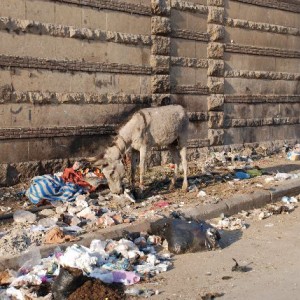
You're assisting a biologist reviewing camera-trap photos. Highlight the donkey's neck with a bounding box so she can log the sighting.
[105,135,131,161]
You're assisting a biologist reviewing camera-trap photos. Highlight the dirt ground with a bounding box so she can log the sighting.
[137,201,300,300]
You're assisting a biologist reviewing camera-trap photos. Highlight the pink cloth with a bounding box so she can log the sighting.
[112,271,140,285]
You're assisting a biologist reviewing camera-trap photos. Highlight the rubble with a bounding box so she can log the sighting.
[0,225,43,257]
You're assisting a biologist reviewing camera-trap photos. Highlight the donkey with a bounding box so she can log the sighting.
[89,105,189,194]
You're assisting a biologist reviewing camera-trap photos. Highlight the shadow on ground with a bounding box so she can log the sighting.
[219,229,243,249]
[263,163,300,174]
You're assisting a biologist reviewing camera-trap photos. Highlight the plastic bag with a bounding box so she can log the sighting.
[52,267,87,300]
[151,219,221,254]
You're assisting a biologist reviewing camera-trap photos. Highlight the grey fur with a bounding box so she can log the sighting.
[89,105,189,194]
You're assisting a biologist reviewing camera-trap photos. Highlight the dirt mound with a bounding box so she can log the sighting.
[68,279,125,300]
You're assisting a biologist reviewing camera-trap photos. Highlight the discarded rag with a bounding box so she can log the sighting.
[26,174,85,204]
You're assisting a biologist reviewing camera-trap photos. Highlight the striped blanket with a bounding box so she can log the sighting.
[26,174,84,204]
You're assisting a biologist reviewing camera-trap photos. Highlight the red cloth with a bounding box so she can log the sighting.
[62,167,95,192]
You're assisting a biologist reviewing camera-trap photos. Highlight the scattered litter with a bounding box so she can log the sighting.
[234,171,250,180]
[265,223,274,227]
[213,217,247,231]
[231,258,252,272]
[265,177,275,184]
[197,190,207,197]
[125,288,157,297]
[188,185,198,192]
[222,276,232,280]
[282,196,298,204]
[153,200,169,209]
[201,292,225,300]
[0,206,11,212]
[274,172,299,181]
[124,189,136,203]
[287,144,300,161]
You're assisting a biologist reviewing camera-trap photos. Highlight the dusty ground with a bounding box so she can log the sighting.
[137,202,300,300]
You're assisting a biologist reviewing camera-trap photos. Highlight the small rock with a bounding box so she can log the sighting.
[56,205,67,215]
[75,194,87,202]
[13,210,36,224]
[38,217,58,227]
[68,205,84,215]
[0,270,13,285]
[39,209,55,217]
[97,215,115,227]
[70,216,81,226]
[75,196,88,208]
[112,214,123,224]
[77,207,94,219]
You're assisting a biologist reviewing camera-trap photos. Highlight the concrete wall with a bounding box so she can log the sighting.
[0,0,299,182]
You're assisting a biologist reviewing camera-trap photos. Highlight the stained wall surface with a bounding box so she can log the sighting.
[0,0,299,169]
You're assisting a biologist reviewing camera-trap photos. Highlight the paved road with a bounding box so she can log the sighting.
[139,202,300,300]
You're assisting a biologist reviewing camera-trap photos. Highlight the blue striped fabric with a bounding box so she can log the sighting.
[26,174,84,204]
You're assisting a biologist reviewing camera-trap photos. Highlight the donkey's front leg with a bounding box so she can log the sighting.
[130,149,139,188]
[180,146,188,191]
[139,146,147,190]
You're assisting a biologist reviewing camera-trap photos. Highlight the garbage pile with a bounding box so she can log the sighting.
[0,233,172,299]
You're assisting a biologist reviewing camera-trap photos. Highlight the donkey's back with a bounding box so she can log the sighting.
[122,105,189,149]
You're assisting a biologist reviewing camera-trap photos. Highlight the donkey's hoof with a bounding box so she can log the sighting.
[139,184,145,191]
[169,182,176,190]
[181,182,188,192]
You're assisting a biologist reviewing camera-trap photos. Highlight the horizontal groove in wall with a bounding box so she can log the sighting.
[171,29,209,42]
[229,0,300,13]
[225,95,300,104]
[188,138,210,148]
[171,85,210,95]
[171,57,208,68]
[46,0,152,16]
[0,125,118,140]
[225,117,300,128]
[171,0,209,14]
[187,111,208,121]
[0,55,152,75]
[225,43,300,58]
[0,91,153,105]
[0,121,208,140]
[225,70,300,81]
[225,17,300,36]
[0,17,152,47]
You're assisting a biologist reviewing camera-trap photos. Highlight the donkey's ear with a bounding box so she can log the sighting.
[86,154,107,167]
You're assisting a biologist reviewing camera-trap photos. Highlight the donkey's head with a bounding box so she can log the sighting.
[87,154,126,194]
[102,159,126,194]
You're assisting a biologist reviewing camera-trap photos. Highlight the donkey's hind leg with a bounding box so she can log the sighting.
[169,144,181,189]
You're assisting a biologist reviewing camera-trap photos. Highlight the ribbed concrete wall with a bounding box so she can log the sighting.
[0,0,299,183]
